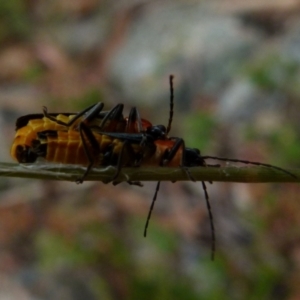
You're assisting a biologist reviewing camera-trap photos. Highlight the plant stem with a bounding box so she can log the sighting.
[1,163,298,183]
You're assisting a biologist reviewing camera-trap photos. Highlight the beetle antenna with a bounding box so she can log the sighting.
[166,75,174,135]
[144,181,161,237]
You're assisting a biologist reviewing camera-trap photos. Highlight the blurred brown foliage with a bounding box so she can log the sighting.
[1,0,300,299]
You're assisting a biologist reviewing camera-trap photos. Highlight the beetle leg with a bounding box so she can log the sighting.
[43,103,103,127]
[126,107,143,133]
[110,139,139,182]
[98,104,124,131]
[76,122,101,183]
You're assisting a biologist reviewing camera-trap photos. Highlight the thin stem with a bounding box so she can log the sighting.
[1,163,299,183]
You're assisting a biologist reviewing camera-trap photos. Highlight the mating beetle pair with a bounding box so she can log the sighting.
[11,76,296,259]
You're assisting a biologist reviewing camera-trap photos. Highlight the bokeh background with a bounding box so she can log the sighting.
[1,0,300,299]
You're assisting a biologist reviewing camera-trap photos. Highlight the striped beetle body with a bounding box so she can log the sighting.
[11,102,154,164]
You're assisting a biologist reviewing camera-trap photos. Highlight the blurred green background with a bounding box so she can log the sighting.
[1,0,300,299]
